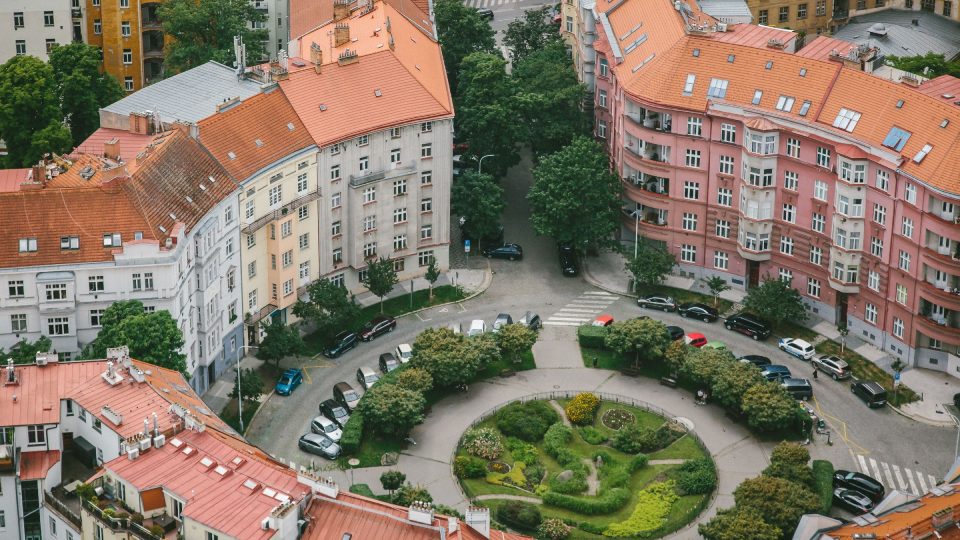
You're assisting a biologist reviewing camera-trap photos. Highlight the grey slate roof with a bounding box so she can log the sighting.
[833,9,960,61]
[697,0,753,23]
[103,61,264,124]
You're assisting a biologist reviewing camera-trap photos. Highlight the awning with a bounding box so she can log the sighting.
[19,450,61,481]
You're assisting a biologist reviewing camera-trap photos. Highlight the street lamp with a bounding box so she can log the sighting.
[236,345,259,433]
[947,409,960,461]
[634,208,640,259]
[478,154,495,174]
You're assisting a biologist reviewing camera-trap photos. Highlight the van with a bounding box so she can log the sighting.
[851,380,888,408]
[468,319,486,336]
[332,382,361,411]
[395,343,413,363]
[781,378,813,400]
[724,312,772,341]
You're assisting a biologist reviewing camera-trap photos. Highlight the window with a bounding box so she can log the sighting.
[8,280,24,297]
[714,251,728,269]
[779,268,793,283]
[420,224,433,240]
[681,213,698,231]
[358,135,369,146]
[271,254,276,269]
[839,160,866,183]
[11,314,26,333]
[246,234,256,249]
[46,284,67,301]
[565,15,573,31]
[248,290,257,310]
[717,188,732,206]
[680,245,696,263]
[393,208,407,224]
[47,317,69,336]
[362,187,375,203]
[873,204,886,225]
[599,58,609,77]
[331,192,342,208]
[597,89,608,108]
[683,74,696,95]
[329,164,341,181]
[784,170,798,191]
[683,181,699,200]
[329,144,341,156]
[835,194,863,217]
[14,40,25,56]
[809,246,822,265]
[393,234,407,251]
[28,425,46,445]
[786,138,800,158]
[832,108,862,132]
[740,231,770,251]
[90,309,104,327]
[816,0,826,14]
[19,237,38,252]
[798,101,811,116]
[745,166,774,187]
[420,122,433,133]
[807,278,821,298]
[719,155,734,175]
[418,250,435,267]
[899,250,911,271]
[132,273,143,290]
[269,185,282,206]
[868,270,880,291]
[811,213,825,233]
[359,156,369,172]
[393,179,408,196]
[120,0,129,6]
[901,217,913,238]
[207,533,220,540]
[904,183,917,205]
[758,9,768,23]
[45,39,56,54]
[685,149,701,168]
[775,95,796,112]
[715,219,730,238]
[299,233,309,250]
[865,303,878,324]
[297,173,308,193]
[748,132,776,155]
[870,237,883,258]
[779,5,789,21]
[707,79,729,98]
[299,261,310,280]
[390,148,401,163]
[103,233,122,247]
[362,215,376,232]
[122,49,132,64]
[798,3,808,17]
[752,90,763,105]
[331,220,341,236]
[780,236,794,255]
[121,21,131,36]
[332,248,343,264]
[719,123,736,144]
[814,180,828,201]
[944,0,953,15]
[281,220,292,238]
[244,199,256,220]
[882,126,912,151]
[390,127,402,139]
[44,11,55,26]
[421,198,433,212]
[597,120,607,139]
[298,205,309,221]
[283,279,293,297]
[363,242,377,258]
[896,284,908,305]
[816,147,831,168]
[421,143,432,158]
[417,171,433,188]
[247,262,256,278]
[14,12,23,28]
[687,117,702,136]
[875,169,889,192]
[782,204,796,223]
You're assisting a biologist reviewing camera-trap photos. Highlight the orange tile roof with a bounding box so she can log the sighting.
[105,428,310,540]
[708,23,797,49]
[198,90,315,180]
[19,450,61,481]
[917,74,960,101]
[289,0,433,41]
[0,168,31,193]
[796,35,860,61]
[74,127,156,162]
[825,485,960,539]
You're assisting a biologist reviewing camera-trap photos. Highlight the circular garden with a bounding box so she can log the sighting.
[454,393,716,539]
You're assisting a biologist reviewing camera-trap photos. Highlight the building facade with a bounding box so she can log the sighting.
[746,0,843,35]
[85,0,165,93]
[0,0,83,61]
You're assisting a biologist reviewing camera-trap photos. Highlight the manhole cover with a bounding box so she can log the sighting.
[553,385,560,389]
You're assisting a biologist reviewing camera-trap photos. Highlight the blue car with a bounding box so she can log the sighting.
[275,368,304,395]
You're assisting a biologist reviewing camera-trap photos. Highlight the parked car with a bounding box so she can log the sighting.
[593,314,614,327]
[492,313,513,332]
[461,223,504,249]
[395,343,413,363]
[379,352,400,374]
[702,341,727,351]
[558,244,579,276]
[638,295,677,312]
[666,325,685,341]
[678,302,719,322]
[310,415,343,442]
[810,355,850,380]
[482,243,523,260]
[274,368,304,396]
[298,433,341,459]
[468,319,486,336]
[333,382,361,411]
[685,332,707,348]
[324,331,359,358]
[781,377,813,400]
[476,7,494,19]
[851,380,888,408]
[834,470,885,503]
[319,399,350,428]
[779,338,816,360]
[761,364,792,382]
[448,322,462,335]
[360,315,396,341]
[724,312,772,340]
[356,366,380,390]
[739,355,772,368]
[518,311,542,330]
[833,488,875,515]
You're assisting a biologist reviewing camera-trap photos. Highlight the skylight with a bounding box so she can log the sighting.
[170,438,183,448]
[200,456,215,468]
[683,74,696,95]
[727,54,735,63]
[799,101,812,116]
[799,68,807,77]
[941,119,950,128]
[692,48,700,57]
[242,479,259,491]
[832,108,861,132]
[707,79,729,98]
[227,152,236,160]
[776,96,795,112]
[882,126,912,151]
[752,90,763,105]
[765,61,773,70]
[895,99,904,109]
[913,144,932,163]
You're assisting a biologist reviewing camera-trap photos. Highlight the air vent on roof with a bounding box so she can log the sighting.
[292,60,306,67]
[374,88,382,97]
[79,166,96,180]
[942,94,955,99]
[170,437,183,448]
[195,406,210,416]
[319,104,327,111]
[287,122,295,131]
[227,152,236,160]
[255,139,264,147]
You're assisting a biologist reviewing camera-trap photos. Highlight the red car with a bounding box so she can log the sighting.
[685,332,707,348]
[592,314,614,327]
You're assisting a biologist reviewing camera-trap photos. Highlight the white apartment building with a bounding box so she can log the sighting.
[251,0,288,61]
[1,0,84,62]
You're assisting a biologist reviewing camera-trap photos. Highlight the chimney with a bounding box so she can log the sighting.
[333,0,350,21]
[129,112,154,135]
[334,22,350,47]
[31,163,47,185]
[310,42,323,73]
[103,137,121,162]
[100,164,129,186]
[464,507,490,539]
[407,501,434,525]
[338,49,359,66]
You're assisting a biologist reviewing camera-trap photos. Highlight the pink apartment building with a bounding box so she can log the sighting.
[589,0,960,375]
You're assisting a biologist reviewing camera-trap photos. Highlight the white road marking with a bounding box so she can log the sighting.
[542,321,584,327]
[568,300,615,307]
[546,316,590,322]
[881,462,895,490]
[917,473,929,493]
[870,458,882,483]
[583,291,616,296]
[857,455,869,474]
[556,308,602,314]
[929,475,939,490]
[905,468,919,495]
[892,465,906,492]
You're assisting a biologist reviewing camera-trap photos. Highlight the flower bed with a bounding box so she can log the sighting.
[601,408,635,430]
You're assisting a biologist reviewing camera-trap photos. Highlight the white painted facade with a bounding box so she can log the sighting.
[0,0,83,62]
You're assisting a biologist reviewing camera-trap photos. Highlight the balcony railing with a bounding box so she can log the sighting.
[82,498,161,540]
[44,492,81,529]
[242,188,322,234]
[349,162,416,188]
[245,303,278,326]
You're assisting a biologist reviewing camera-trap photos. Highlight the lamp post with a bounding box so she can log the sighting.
[236,345,259,433]
[478,154,495,174]
[948,410,960,460]
[634,209,640,259]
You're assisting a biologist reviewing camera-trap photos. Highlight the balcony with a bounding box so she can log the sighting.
[242,187,322,234]
[0,443,12,473]
[245,303,278,326]
[253,0,270,9]
[626,111,672,133]
[915,314,960,345]
[622,173,670,205]
[72,7,82,19]
[920,280,960,310]
[922,245,960,271]
[349,161,416,188]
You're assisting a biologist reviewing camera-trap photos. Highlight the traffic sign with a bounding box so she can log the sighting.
[894,370,901,387]
[464,239,471,253]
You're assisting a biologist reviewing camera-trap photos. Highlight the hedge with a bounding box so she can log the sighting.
[577,325,608,349]
[341,411,364,454]
[544,423,574,458]
[495,501,542,532]
[812,460,835,514]
[603,481,679,537]
[675,458,716,495]
[495,401,560,442]
[543,487,632,515]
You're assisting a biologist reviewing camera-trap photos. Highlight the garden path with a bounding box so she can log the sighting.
[548,400,572,427]
[649,459,687,465]
[583,458,600,495]
[473,494,542,503]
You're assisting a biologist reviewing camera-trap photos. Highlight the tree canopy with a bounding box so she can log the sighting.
[742,277,807,328]
[363,257,399,312]
[159,0,268,73]
[83,300,186,374]
[886,53,960,79]
[48,43,125,145]
[292,278,361,345]
[740,382,803,433]
[412,327,501,387]
[502,6,562,66]
[626,241,677,291]
[229,368,265,402]
[495,323,537,362]
[603,318,672,365]
[433,0,496,95]
[256,320,305,366]
[0,55,72,167]
[732,475,820,534]
[2,336,53,365]
[451,170,505,242]
[699,508,781,540]
[356,383,427,436]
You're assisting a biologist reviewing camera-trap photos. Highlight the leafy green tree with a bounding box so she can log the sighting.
[83,300,187,373]
[424,259,441,301]
[379,470,406,494]
[740,383,802,432]
[502,6,562,65]
[886,52,960,79]
[742,278,807,328]
[702,276,731,308]
[733,475,820,534]
[664,340,689,375]
[456,52,523,177]
[710,361,764,413]
[159,0,268,73]
[411,327,492,387]
[1,336,53,365]
[356,383,426,436]
[363,256,399,313]
[699,508,781,540]
[763,442,814,489]
[433,0,496,95]
[680,347,735,388]
[452,170,505,243]
[495,323,537,362]
[256,320,305,367]
[395,368,433,394]
[0,55,71,167]
[528,136,621,250]
[48,43,125,145]
[603,318,671,366]
[462,332,502,367]
[229,368,264,403]
[292,278,362,345]
[391,483,433,506]
[626,240,677,292]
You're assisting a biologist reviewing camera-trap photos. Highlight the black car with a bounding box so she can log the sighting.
[678,302,719,322]
[724,312,772,341]
[476,7,494,19]
[666,326,685,341]
[319,399,351,428]
[482,243,523,261]
[638,295,677,311]
[833,488,875,515]
[558,244,579,276]
[738,354,772,368]
[833,470,885,503]
[360,315,396,341]
[324,331,359,358]
[851,380,888,408]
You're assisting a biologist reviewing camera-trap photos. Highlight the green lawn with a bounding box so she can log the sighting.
[773,321,820,343]
[647,435,705,461]
[815,340,919,405]
[476,349,536,380]
[339,435,403,468]
[219,399,260,435]
[637,284,733,315]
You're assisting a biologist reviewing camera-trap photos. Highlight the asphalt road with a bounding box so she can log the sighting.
[246,151,956,498]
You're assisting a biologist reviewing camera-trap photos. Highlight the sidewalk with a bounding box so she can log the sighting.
[351,268,488,309]
[202,354,265,416]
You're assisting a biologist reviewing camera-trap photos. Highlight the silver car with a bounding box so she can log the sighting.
[298,433,341,459]
[492,313,513,332]
[812,354,851,380]
[310,415,343,442]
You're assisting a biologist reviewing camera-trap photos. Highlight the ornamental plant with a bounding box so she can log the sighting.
[565,392,601,425]
[603,480,679,537]
[537,518,572,540]
[461,427,503,460]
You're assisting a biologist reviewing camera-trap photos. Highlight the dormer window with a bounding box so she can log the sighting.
[913,144,932,163]
[19,238,37,253]
[683,74,696,95]
[707,78,729,98]
[103,233,122,247]
[832,108,861,132]
[60,236,80,250]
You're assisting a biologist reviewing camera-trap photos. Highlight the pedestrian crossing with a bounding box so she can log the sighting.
[855,454,940,497]
[543,291,619,327]
[463,0,518,8]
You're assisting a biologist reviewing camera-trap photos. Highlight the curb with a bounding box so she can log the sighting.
[888,401,956,428]
[580,259,636,299]
[395,262,493,321]
[243,389,275,437]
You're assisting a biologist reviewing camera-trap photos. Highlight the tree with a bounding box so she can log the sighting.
[379,470,406,494]
[256,320,305,367]
[496,323,537,363]
[702,276,731,308]
[740,383,802,432]
[395,368,433,394]
[886,52,960,79]
[411,327,492,387]
[451,171,505,242]
[0,55,71,167]
[433,0,496,95]
[742,278,807,328]
[391,483,433,506]
[603,318,672,366]
[48,43,125,145]
[83,300,187,373]
[356,383,426,436]
[502,6,562,65]
[424,259,441,301]
[1,336,54,365]
[229,368,264,403]
[363,257,399,313]
[680,347,734,388]
[733,475,820,534]
[763,442,814,489]
[710,361,764,413]
[626,240,677,292]
[528,136,621,250]
[292,278,362,345]
[699,508,781,540]
[159,0,268,73]
[664,340,689,375]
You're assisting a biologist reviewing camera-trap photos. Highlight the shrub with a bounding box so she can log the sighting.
[454,456,488,479]
[462,427,503,460]
[149,524,165,537]
[741,382,805,433]
[488,461,528,487]
[495,401,560,441]
[592,449,613,464]
[76,483,96,501]
[349,484,376,497]
[537,518,572,540]
[553,448,581,467]
[543,487,631,515]
[675,458,716,495]
[506,437,539,466]
[764,442,814,488]
[543,423,573,458]
[812,460,835,514]
[578,325,608,349]
[603,481,679,537]
[611,424,659,454]
[526,463,546,484]
[496,501,542,532]
[380,470,406,492]
[549,469,588,494]
[392,483,432,507]
[131,513,144,525]
[599,464,631,489]
[628,454,649,473]
[340,411,364,454]
[565,393,601,425]
[579,522,607,535]
[578,426,608,445]
[395,367,434,393]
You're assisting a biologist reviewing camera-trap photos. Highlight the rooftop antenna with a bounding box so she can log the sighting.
[153,412,159,437]
[233,35,247,77]
[278,49,289,70]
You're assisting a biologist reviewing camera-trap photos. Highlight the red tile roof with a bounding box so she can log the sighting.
[825,484,960,539]
[709,23,797,49]
[0,168,30,193]
[916,74,960,101]
[74,128,156,162]
[289,0,433,41]
[19,450,61,481]
[796,35,860,61]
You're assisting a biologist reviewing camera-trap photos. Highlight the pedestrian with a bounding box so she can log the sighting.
[812,368,819,380]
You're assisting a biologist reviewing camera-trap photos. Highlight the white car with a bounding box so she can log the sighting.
[310,415,343,442]
[468,319,486,336]
[778,338,815,360]
[395,343,413,363]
